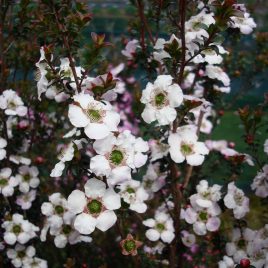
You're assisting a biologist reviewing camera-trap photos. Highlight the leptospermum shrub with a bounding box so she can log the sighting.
[0,0,268,267]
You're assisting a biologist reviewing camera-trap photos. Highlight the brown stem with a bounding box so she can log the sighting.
[51,2,81,93]
[136,0,155,46]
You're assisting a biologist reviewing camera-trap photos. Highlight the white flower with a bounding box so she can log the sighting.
[205,65,230,87]
[2,214,39,245]
[181,230,196,247]
[168,125,209,166]
[185,10,215,44]
[7,244,36,268]
[121,39,139,59]
[13,165,40,193]
[0,168,18,197]
[23,257,47,268]
[68,93,120,140]
[251,165,268,198]
[41,192,74,235]
[16,190,37,210]
[153,34,180,62]
[118,179,149,213]
[149,139,169,161]
[143,212,175,243]
[67,178,121,234]
[142,163,166,198]
[140,75,183,126]
[0,89,27,116]
[229,12,256,35]
[224,182,249,219]
[9,155,31,166]
[90,130,148,185]
[264,139,268,155]
[182,203,221,236]
[218,256,235,268]
[0,137,7,160]
[193,45,228,65]
[35,47,50,100]
[50,142,75,177]
[190,180,222,208]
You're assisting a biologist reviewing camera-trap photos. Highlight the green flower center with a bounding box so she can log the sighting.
[199,211,208,222]
[156,223,165,232]
[17,251,26,258]
[124,240,136,252]
[13,225,22,234]
[0,178,8,186]
[237,239,246,248]
[126,188,135,194]
[181,143,193,156]
[87,199,102,214]
[55,205,64,215]
[87,108,102,122]
[154,92,167,108]
[23,174,31,182]
[62,225,72,235]
[109,149,124,166]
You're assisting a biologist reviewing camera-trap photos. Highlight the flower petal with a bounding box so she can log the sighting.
[74,213,96,234]
[67,190,87,214]
[96,210,117,232]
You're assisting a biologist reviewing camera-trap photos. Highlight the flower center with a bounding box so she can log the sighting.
[198,211,208,222]
[0,178,8,186]
[62,225,72,235]
[181,142,194,156]
[23,174,31,182]
[87,199,102,214]
[124,240,136,252]
[126,187,135,194]
[154,92,167,108]
[234,192,244,205]
[237,239,246,248]
[87,108,102,123]
[17,250,26,258]
[156,223,165,232]
[12,225,22,234]
[109,149,124,166]
[55,205,64,215]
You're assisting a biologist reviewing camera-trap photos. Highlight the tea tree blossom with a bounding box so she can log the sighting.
[67,178,121,234]
[168,125,209,166]
[7,244,36,268]
[16,190,37,210]
[68,93,120,140]
[218,256,235,268]
[0,167,18,197]
[118,179,149,213]
[224,182,249,219]
[142,163,167,198]
[2,214,39,245]
[120,234,142,256]
[264,139,268,155]
[90,130,148,185]
[190,180,222,208]
[0,89,27,116]
[140,75,183,126]
[143,212,175,243]
[229,12,256,35]
[181,230,196,247]
[23,257,48,268]
[50,142,75,177]
[121,39,139,59]
[13,165,40,193]
[205,65,230,87]
[251,165,268,198]
[0,137,7,160]
[182,203,221,236]
[41,193,74,231]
